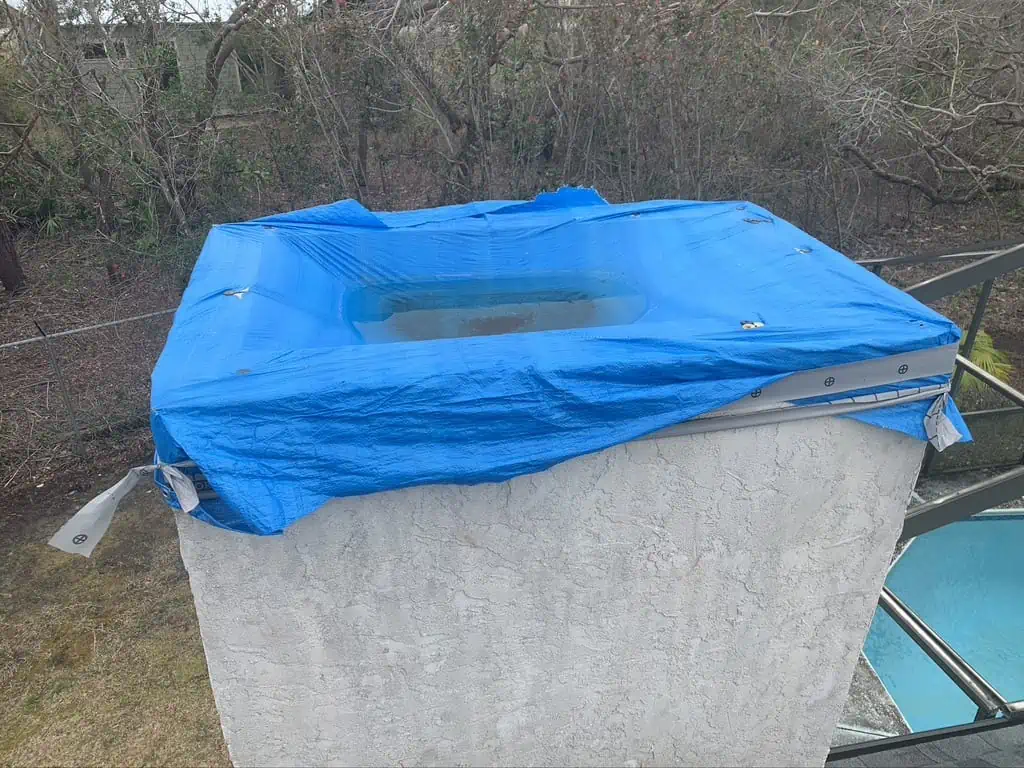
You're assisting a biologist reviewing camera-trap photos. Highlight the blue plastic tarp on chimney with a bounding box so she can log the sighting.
[151,188,968,535]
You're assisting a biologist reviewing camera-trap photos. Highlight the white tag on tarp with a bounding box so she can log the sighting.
[925,393,963,452]
[48,463,200,558]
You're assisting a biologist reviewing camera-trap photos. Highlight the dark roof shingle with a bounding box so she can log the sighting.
[829,722,1024,768]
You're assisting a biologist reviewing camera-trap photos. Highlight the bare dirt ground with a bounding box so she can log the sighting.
[0,234,183,500]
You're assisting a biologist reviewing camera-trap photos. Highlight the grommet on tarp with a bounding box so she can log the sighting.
[48,463,200,558]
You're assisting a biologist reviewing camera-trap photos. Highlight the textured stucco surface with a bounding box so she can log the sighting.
[176,416,924,767]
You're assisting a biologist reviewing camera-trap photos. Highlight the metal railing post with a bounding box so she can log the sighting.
[950,279,995,400]
[33,320,84,457]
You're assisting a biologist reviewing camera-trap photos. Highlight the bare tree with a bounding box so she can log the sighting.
[4,0,961,249]
[0,104,41,294]
[811,0,1024,205]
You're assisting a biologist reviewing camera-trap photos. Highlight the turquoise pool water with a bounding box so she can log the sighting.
[864,516,1024,732]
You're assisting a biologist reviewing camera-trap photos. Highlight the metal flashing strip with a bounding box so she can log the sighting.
[652,345,961,441]
[648,386,945,441]
[48,461,202,558]
[160,461,218,501]
[167,383,951,511]
[716,344,958,417]
[53,347,961,551]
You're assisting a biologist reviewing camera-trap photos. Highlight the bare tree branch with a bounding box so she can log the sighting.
[747,4,821,19]
[0,113,39,171]
[205,0,273,99]
[535,1,624,10]
[841,143,1023,204]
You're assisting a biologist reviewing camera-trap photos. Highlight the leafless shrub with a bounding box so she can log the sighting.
[805,0,1024,205]
[3,0,1021,247]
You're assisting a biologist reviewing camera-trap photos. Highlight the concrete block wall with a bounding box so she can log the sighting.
[68,23,242,115]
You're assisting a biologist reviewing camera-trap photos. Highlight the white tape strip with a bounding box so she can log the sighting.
[925,393,963,452]
[48,463,200,558]
[162,465,200,513]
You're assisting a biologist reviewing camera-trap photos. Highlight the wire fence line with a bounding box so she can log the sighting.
[1,306,178,490]
[0,308,177,352]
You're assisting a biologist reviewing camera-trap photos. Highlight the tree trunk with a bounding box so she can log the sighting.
[0,221,26,293]
[356,114,369,201]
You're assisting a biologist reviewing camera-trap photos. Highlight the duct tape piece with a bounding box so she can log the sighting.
[48,463,199,558]
[925,393,963,452]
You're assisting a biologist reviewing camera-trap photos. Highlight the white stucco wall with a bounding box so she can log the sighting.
[176,415,924,767]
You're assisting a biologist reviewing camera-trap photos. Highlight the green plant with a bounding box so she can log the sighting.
[40,214,63,238]
[960,329,1014,395]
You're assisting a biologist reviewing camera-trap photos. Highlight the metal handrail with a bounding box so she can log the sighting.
[856,240,1024,268]
[878,587,1009,718]
[826,591,1024,762]
[906,239,1023,473]
[906,241,1024,303]
[955,355,1024,408]
[901,465,1024,540]
[826,712,1024,761]
[827,237,1024,764]
[957,405,1024,418]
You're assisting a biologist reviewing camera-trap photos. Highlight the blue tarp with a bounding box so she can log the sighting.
[151,188,967,535]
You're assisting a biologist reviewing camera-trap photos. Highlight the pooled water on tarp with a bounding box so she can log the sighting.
[346,274,647,343]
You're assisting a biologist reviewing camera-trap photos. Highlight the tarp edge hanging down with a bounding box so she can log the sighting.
[54,388,965,554]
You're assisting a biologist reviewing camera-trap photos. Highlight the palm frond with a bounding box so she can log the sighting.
[959,329,1014,395]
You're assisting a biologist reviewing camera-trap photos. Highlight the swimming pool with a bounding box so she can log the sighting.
[864,515,1024,732]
